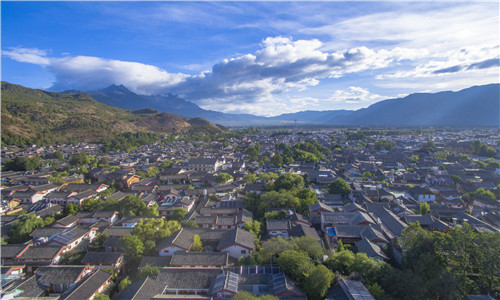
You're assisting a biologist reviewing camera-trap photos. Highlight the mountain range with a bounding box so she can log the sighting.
[84,83,500,127]
[1,82,222,146]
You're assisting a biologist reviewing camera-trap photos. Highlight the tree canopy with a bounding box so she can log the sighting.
[328,178,352,195]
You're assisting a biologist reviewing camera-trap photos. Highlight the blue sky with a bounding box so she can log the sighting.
[2,1,499,116]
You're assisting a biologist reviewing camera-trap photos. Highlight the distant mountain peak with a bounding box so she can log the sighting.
[101,84,133,94]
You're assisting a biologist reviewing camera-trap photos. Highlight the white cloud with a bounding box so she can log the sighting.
[3,47,50,65]
[329,87,385,104]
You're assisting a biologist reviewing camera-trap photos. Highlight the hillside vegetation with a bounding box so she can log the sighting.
[1,82,222,146]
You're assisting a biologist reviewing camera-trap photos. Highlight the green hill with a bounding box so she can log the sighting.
[1,82,222,146]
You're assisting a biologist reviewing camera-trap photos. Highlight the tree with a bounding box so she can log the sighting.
[216,173,233,184]
[271,154,283,167]
[119,276,131,292]
[233,292,278,300]
[118,195,158,217]
[132,218,181,244]
[53,151,64,161]
[137,264,159,280]
[419,141,436,153]
[277,250,315,285]
[303,265,333,299]
[274,173,304,191]
[8,214,47,243]
[328,249,355,275]
[120,235,144,261]
[450,175,463,183]
[3,156,40,171]
[328,178,352,195]
[180,220,198,228]
[419,202,430,215]
[146,166,159,178]
[159,160,173,171]
[243,220,262,244]
[243,174,256,184]
[434,151,449,161]
[91,233,109,249]
[172,207,187,221]
[144,240,157,256]
[191,234,203,252]
[69,152,90,166]
[64,203,79,216]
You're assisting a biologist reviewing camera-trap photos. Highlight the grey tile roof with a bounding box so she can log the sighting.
[0,244,30,258]
[102,236,123,248]
[365,203,407,237]
[11,275,46,297]
[266,219,291,231]
[102,227,133,237]
[81,252,123,265]
[289,224,321,241]
[17,245,63,260]
[36,266,87,285]
[404,215,435,226]
[118,277,166,300]
[55,215,79,226]
[156,268,221,290]
[217,228,255,251]
[338,278,375,300]
[64,269,112,300]
[355,238,388,261]
[170,252,229,267]
[30,227,66,238]
[138,256,172,269]
[51,227,89,245]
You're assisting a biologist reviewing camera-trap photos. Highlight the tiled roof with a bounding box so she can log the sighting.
[217,228,255,251]
[64,269,112,300]
[170,252,229,267]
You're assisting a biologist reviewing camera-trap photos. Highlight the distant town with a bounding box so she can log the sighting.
[1,127,499,299]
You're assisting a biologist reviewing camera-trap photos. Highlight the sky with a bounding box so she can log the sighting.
[2,1,499,116]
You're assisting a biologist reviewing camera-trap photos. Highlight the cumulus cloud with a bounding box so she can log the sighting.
[167,37,420,107]
[329,87,385,104]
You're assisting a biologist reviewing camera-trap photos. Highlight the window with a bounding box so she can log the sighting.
[241,249,246,254]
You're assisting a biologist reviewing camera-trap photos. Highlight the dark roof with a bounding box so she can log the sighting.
[51,227,90,245]
[217,228,255,251]
[118,277,165,300]
[156,268,221,290]
[338,278,375,300]
[81,252,123,264]
[289,224,321,241]
[11,275,46,298]
[102,236,123,248]
[61,183,106,193]
[170,252,229,267]
[36,266,87,285]
[404,215,435,226]
[266,219,291,231]
[30,227,66,238]
[138,256,172,269]
[102,227,133,237]
[55,215,79,226]
[0,244,30,258]
[17,245,63,260]
[365,203,407,237]
[64,269,112,300]
[355,238,388,261]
